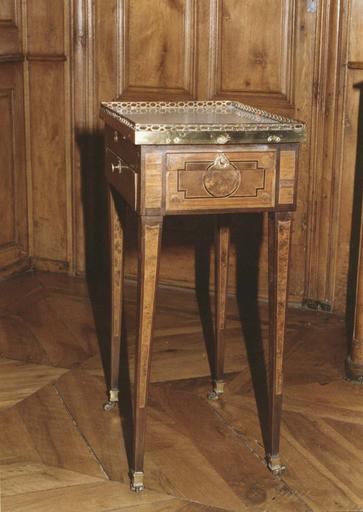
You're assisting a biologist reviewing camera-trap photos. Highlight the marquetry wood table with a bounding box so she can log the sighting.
[100,101,305,492]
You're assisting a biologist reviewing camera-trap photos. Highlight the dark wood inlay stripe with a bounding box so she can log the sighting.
[348,61,363,70]
[26,54,67,62]
[0,54,24,63]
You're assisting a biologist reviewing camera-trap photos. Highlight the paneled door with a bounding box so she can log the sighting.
[0,1,29,277]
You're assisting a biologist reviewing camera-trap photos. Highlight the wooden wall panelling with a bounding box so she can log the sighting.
[118,0,197,100]
[24,0,74,273]
[73,0,93,275]
[75,0,200,276]
[94,0,119,123]
[79,0,119,278]
[72,0,352,314]
[86,0,199,286]
[0,0,21,55]
[269,0,317,304]
[155,0,318,305]
[0,62,28,276]
[0,0,28,278]
[206,0,295,112]
[304,0,350,311]
[0,0,354,315]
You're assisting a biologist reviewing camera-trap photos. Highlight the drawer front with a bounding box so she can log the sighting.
[165,150,277,213]
[105,148,138,210]
[105,126,140,168]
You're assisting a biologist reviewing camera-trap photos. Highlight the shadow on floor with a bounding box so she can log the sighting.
[194,212,269,451]
[77,130,134,467]
[77,128,269,462]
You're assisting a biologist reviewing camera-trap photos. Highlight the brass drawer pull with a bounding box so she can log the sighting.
[113,131,119,142]
[268,135,281,143]
[217,134,230,144]
[111,160,124,174]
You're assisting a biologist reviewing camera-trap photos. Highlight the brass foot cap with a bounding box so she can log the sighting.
[109,389,119,402]
[103,401,117,411]
[130,471,144,492]
[207,380,225,400]
[103,389,119,411]
[266,456,286,476]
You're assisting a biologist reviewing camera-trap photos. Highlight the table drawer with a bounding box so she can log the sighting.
[165,150,277,213]
[106,148,138,210]
[105,126,140,169]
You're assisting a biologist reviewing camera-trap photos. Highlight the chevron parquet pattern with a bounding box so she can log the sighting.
[0,272,362,511]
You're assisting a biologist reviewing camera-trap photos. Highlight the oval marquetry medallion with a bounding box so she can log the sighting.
[202,154,241,198]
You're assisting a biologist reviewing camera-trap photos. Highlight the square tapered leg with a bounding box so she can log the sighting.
[131,216,163,491]
[104,187,124,412]
[266,212,292,475]
[208,216,230,400]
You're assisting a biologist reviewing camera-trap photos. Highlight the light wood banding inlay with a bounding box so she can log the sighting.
[279,150,296,205]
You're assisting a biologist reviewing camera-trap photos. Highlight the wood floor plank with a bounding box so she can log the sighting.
[192,376,363,512]
[55,370,130,483]
[55,370,262,510]
[149,383,310,512]
[35,272,91,298]
[46,293,100,355]
[80,324,250,384]
[0,316,50,364]
[0,358,67,410]
[111,500,232,511]
[143,425,249,511]
[280,413,363,512]
[10,383,107,478]
[283,381,363,424]
[325,416,363,452]
[54,369,247,510]
[0,462,104,497]
[0,272,360,512]
[0,272,44,314]
[0,408,42,465]
[2,481,173,512]
[284,324,346,386]
[15,295,96,367]
[282,411,363,506]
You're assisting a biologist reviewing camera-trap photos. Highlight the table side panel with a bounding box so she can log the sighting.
[142,151,163,212]
[278,150,297,206]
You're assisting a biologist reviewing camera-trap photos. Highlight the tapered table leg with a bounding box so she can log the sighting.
[104,187,124,412]
[131,215,163,492]
[267,211,292,475]
[208,216,230,400]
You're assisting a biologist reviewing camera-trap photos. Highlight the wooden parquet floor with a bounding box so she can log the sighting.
[0,271,362,512]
